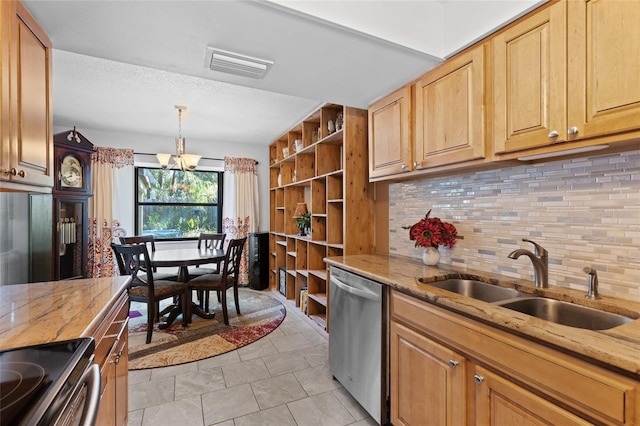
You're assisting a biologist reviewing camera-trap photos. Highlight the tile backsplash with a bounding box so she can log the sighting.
[389,150,640,301]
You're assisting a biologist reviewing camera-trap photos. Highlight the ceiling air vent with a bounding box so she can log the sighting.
[204,47,274,79]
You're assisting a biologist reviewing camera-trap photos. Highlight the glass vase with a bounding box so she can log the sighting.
[422,246,440,266]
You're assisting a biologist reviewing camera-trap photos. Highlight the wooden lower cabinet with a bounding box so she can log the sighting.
[474,365,592,426]
[390,289,640,426]
[94,290,129,426]
[390,320,466,425]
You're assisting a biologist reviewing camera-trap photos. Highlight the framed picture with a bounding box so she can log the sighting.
[279,267,286,296]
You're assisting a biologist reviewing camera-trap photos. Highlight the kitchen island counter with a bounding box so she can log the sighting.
[325,254,640,377]
[0,276,130,350]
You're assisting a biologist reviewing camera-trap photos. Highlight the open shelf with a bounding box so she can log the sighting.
[308,292,327,306]
[268,104,373,332]
[308,314,327,330]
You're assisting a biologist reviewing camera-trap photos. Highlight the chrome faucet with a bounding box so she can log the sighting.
[508,239,548,288]
[583,267,601,299]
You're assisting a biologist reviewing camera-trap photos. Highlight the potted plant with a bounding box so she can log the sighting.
[296,212,311,236]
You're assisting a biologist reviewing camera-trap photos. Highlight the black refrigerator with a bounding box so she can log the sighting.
[0,192,53,285]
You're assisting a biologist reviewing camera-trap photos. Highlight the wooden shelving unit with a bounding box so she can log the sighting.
[268,104,374,331]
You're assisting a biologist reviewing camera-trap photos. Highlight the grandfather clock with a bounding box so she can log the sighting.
[53,128,93,280]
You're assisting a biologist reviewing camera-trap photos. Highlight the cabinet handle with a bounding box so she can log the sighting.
[567,126,579,135]
[449,360,459,367]
[548,130,559,138]
[401,164,407,169]
[473,374,484,384]
[17,170,25,178]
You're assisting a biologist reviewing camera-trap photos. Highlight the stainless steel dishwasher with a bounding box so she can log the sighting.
[329,266,388,425]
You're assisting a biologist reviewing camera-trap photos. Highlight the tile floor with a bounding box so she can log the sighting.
[127,291,376,426]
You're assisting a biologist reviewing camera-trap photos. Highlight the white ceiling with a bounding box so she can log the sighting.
[23,0,541,147]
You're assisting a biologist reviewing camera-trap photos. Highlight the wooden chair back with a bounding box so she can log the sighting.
[120,235,162,272]
[111,243,155,292]
[120,235,157,252]
[197,233,226,250]
[221,237,247,287]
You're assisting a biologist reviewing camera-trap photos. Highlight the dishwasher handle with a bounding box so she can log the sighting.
[331,276,380,301]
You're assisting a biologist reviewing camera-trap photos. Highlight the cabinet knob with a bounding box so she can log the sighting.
[413,161,419,168]
[473,374,484,384]
[567,126,579,135]
[548,130,559,138]
[17,170,25,178]
[401,164,407,169]
[449,360,459,367]
[9,168,17,176]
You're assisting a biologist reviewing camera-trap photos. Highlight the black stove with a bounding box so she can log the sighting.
[0,338,96,426]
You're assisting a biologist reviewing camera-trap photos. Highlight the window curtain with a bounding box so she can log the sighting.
[87,147,134,277]
[222,157,259,286]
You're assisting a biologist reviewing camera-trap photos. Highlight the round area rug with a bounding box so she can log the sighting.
[128,288,286,370]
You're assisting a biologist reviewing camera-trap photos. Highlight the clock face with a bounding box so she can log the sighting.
[60,155,83,188]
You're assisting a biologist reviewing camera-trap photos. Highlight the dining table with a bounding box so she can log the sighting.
[148,247,225,328]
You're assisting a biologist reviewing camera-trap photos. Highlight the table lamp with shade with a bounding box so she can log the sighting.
[293,203,310,236]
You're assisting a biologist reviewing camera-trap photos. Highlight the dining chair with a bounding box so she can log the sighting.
[189,232,226,276]
[111,243,189,344]
[187,237,247,325]
[119,235,178,281]
[189,232,227,308]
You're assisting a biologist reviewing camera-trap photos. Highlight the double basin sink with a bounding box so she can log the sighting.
[418,278,634,330]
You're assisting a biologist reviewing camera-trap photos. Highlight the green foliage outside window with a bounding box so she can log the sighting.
[136,168,222,239]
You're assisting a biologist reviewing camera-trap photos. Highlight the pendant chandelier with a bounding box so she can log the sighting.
[156,105,201,171]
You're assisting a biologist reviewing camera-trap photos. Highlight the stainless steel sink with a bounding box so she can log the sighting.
[496,297,633,330]
[418,278,522,303]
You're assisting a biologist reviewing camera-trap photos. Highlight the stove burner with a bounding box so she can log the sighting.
[0,362,49,424]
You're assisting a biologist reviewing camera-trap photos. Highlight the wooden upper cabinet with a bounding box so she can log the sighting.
[567,0,640,140]
[0,1,12,182]
[493,2,566,154]
[415,44,486,168]
[0,1,53,188]
[495,0,640,156]
[368,85,412,179]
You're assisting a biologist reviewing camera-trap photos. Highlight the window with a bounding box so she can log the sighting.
[135,167,223,240]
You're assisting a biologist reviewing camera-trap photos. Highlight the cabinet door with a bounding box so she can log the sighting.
[493,2,566,154]
[415,44,486,168]
[567,0,640,139]
[368,85,412,178]
[390,320,466,426]
[97,357,116,426]
[474,365,592,426]
[114,327,129,426]
[3,3,53,187]
[0,1,11,179]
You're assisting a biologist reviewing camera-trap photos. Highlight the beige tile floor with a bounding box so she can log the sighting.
[127,291,376,426]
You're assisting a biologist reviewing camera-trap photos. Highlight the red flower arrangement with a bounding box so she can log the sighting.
[403,209,457,249]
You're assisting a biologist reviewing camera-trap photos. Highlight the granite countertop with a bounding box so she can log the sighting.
[325,254,640,378]
[0,276,131,351]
